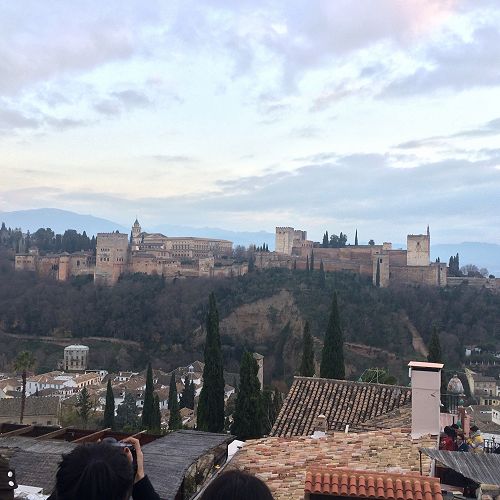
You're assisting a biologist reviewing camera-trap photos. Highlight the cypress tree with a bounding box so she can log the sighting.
[310,250,315,272]
[180,379,195,410]
[427,327,442,363]
[197,293,225,432]
[168,373,182,431]
[116,393,139,432]
[76,387,93,428]
[355,229,358,246]
[272,387,283,420]
[300,321,315,377]
[231,352,263,440]
[293,260,297,270]
[319,260,326,288]
[320,293,345,379]
[152,393,161,433]
[306,255,309,273]
[376,259,381,287]
[322,231,329,247]
[103,379,115,429]
[142,362,154,430]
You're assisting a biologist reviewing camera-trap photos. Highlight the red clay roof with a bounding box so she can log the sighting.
[304,469,443,500]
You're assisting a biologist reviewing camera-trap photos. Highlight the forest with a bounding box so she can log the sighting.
[1,247,500,384]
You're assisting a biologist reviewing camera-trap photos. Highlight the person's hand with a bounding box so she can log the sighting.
[122,437,145,483]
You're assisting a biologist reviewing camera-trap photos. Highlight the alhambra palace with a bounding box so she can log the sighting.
[16,219,492,289]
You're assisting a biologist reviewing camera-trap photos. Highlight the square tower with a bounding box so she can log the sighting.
[407,227,430,267]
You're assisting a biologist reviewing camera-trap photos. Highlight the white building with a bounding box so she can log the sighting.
[64,345,89,371]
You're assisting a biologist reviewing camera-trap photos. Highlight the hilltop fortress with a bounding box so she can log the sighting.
[256,226,448,287]
[15,219,247,285]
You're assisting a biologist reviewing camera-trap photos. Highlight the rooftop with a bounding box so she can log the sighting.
[0,397,60,418]
[305,468,443,500]
[231,428,436,500]
[271,377,411,437]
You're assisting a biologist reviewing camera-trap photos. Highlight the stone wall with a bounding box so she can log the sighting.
[94,232,129,285]
[407,234,430,266]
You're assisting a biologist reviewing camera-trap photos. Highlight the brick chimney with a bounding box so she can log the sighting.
[408,361,444,438]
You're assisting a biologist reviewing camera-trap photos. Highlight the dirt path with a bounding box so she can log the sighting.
[344,342,397,360]
[0,331,141,347]
[402,315,428,357]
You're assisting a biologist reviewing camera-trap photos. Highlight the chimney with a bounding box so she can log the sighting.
[408,361,444,438]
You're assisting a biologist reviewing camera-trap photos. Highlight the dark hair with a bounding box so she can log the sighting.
[470,425,479,433]
[53,443,134,500]
[200,470,273,500]
[444,426,456,438]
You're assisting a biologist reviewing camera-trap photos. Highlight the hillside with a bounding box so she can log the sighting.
[1,251,500,386]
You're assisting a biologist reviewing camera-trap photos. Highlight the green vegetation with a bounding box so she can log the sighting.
[180,379,195,410]
[115,393,139,432]
[103,379,115,429]
[231,352,263,440]
[197,293,225,433]
[168,373,182,431]
[320,293,345,379]
[142,362,155,431]
[2,245,500,383]
[427,327,442,363]
[14,350,35,424]
[75,387,93,428]
[300,321,315,377]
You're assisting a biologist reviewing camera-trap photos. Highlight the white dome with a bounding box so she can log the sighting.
[447,374,464,394]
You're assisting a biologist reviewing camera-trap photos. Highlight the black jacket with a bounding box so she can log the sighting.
[47,475,160,500]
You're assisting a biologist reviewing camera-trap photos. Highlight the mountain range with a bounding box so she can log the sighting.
[1,208,498,274]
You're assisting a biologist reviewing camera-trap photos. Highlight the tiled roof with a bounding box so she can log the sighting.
[271,377,411,437]
[231,428,437,500]
[0,396,60,418]
[305,469,443,500]
[357,405,412,432]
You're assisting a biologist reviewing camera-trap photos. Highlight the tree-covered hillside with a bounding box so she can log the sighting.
[1,250,500,383]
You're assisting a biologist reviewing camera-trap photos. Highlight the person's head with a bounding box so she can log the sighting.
[471,425,480,434]
[53,443,134,500]
[201,470,273,500]
[444,426,456,438]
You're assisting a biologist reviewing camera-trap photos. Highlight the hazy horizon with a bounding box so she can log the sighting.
[2,1,500,244]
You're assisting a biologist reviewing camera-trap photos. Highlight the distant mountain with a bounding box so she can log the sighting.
[151,224,275,249]
[0,208,275,249]
[432,242,500,276]
[0,208,127,236]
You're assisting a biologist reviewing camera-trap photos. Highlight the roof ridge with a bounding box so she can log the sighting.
[293,376,411,391]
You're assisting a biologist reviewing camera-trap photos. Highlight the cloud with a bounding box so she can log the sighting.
[0,4,142,96]
[151,155,197,164]
[383,25,500,97]
[0,104,88,133]
[94,89,151,116]
[395,116,500,149]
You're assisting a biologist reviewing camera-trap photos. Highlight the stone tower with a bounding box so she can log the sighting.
[131,218,142,251]
[275,227,295,255]
[407,226,430,267]
[94,232,129,285]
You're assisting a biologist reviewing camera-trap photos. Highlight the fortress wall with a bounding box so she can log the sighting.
[387,250,407,266]
[95,233,129,285]
[15,255,36,272]
[389,265,441,287]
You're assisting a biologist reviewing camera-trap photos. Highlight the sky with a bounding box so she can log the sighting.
[1,0,500,244]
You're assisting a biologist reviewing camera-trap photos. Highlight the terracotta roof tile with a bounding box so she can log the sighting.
[231,428,438,500]
[304,469,443,500]
[271,377,411,437]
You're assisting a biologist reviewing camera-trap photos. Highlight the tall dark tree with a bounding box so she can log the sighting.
[320,293,345,380]
[103,379,115,429]
[152,393,161,433]
[231,352,263,440]
[318,260,326,288]
[306,254,310,273]
[197,293,225,432]
[142,362,155,430]
[375,259,381,287]
[180,379,195,410]
[76,387,93,428]
[168,373,182,430]
[355,229,358,246]
[272,387,283,420]
[300,321,315,377]
[293,259,297,270]
[116,393,139,431]
[427,327,442,363]
[310,250,315,272]
[322,231,329,248]
[14,351,35,424]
